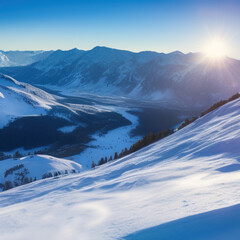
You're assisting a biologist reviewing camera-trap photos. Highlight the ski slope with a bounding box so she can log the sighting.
[0,97,240,239]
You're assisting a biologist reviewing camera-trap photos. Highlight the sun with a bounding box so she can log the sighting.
[203,37,228,60]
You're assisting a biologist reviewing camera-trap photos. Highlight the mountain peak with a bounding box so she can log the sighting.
[169,50,184,55]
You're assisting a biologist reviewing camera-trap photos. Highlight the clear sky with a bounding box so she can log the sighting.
[1,0,240,59]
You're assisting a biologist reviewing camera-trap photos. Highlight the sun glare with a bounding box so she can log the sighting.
[203,37,228,60]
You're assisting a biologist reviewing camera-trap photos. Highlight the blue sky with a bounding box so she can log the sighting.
[1,0,240,58]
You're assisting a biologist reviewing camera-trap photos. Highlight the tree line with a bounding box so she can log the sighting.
[92,129,173,168]
[178,92,240,130]
[0,165,37,191]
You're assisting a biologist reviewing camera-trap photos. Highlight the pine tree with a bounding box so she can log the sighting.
[13,151,22,159]
[3,181,13,191]
[98,157,105,165]
[23,177,29,185]
[91,161,96,168]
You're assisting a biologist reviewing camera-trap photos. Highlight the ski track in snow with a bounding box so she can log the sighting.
[0,99,240,239]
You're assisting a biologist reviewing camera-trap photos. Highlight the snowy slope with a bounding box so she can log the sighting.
[126,204,240,240]
[0,155,82,190]
[0,74,73,128]
[0,97,240,239]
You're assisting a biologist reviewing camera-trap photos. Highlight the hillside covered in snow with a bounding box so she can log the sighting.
[0,155,82,191]
[0,73,69,129]
[0,94,240,239]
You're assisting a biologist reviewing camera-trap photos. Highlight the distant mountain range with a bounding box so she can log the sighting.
[1,46,240,111]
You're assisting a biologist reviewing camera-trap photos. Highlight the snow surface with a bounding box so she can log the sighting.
[0,155,82,186]
[0,98,240,239]
[125,203,240,240]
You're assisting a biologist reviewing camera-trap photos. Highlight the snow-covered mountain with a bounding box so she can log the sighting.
[2,46,240,110]
[0,50,52,67]
[0,94,240,239]
[0,73,71,128]
[0,154,82,191]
